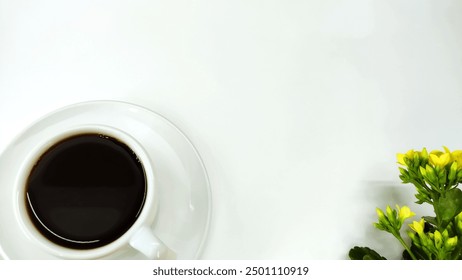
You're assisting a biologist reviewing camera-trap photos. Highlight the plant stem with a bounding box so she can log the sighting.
[393,231,417,260]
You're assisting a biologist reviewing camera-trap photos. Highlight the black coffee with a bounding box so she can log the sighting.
[25,134,146,250]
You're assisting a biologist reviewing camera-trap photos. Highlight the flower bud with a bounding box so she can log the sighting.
[442,229,449,240]
[419,166,427,177]
[399,167,408,176]
[374,208,391,231]
[425,165,438,184]
[456,211,462,224]
[386,205,397,226]
[445,236,458,250]
[376,208,385,220]
[421,148,429,161]
[457,170,462,182]
[449,161,458,182]
[434,230,443,249]
[407,231,417,243]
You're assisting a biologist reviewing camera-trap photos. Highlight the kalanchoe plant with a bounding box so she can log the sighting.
[350,147,462,260]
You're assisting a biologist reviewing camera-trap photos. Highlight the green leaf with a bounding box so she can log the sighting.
[423,216,437,227]
[349,246,386,260]
[435,188,462,229]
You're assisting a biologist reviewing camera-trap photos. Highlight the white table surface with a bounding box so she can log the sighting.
[1,0,462,259]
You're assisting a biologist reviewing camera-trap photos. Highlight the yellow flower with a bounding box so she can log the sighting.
[440,146,462,167]
[428,146,462,168]
[443,146,451,154]
[397,149,416,166]
[397,153,406,165]
[397,148,429,166]
[429,153,451,168]
[431,149,443,156]
[397,205,415,223]
[452,150,462,167]
[409,219,425,235]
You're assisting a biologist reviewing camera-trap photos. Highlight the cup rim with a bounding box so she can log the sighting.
[14,124,157,259]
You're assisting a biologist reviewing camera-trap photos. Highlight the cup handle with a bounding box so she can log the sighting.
[129,226,176,259]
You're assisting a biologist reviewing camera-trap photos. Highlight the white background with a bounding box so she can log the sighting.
[1,0,462,259]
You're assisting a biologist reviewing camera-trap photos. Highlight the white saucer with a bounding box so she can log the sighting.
[0,101,211,259]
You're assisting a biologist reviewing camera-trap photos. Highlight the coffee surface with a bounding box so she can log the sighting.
[26,134,146,250]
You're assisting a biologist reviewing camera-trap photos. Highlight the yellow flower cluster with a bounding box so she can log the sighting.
[408,219,458,259]
[350,146,462,260]
[397,146,462,169]
[375,205,415,233]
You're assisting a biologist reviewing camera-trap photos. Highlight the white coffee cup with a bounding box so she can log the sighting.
[13,124,175,259]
